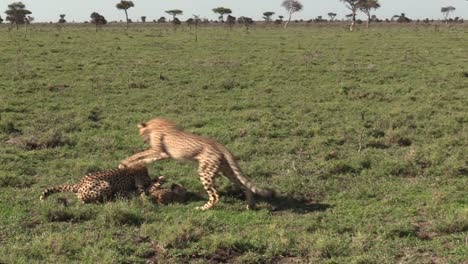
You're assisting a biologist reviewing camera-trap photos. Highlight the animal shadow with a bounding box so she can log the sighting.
[222,187,331,214]
[265,193,332,214]
[184,191,207,203]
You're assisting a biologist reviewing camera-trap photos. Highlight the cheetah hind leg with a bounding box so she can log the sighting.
[77,181,112,203]
[196,163,220,211]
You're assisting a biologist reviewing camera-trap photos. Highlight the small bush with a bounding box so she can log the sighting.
[0,121,21,134]
[45,207,95,223]
[6,130,72,150]
[0,175,35,188]
[315,235,350,258]
[167,227,203,249]
[435,209,468,234]
[101,207,144,226]
[386,223,418,238]
[221,79,239,90]
[386,133,412,147]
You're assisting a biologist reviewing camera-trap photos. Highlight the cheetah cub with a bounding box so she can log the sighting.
[147,176,187,205]
[120,117,275,210]
[40,165,151,203]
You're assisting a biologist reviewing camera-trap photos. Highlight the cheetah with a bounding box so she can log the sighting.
[119,118,274,210]
[40,165,151,203]
[147,176,187,205]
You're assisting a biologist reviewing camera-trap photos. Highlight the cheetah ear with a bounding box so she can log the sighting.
[138,122,147,129]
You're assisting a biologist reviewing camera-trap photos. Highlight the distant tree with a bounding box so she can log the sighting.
[172,17,181,25]
[141,16,146,23]
[0,15,3,24]
[238,16,254,32]
[58,14,66,23]
[187,15,201,41]
[238,16,254,24]
[282,0,303,28]
[91,12,107,32]
[314,16,326,23]
[116,0,134,28]
[263,11,275,22]
[327,12,337,21]
[340,0,361,31]
[226,15,236,28]
[274,15,284,25]
[393,13,411,23]
[165,9,183,21]
[357,0,381,28]
[187,15,201,27]
[441,6,456,24]
[5,2,32,29]
[212,7,232,23]
[157,17,166,23]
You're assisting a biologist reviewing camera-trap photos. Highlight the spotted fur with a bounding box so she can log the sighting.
[120,118,274,210]
[147,176,187,205]
[40,165,151,203]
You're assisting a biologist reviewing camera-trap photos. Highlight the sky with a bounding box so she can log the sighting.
[1,0,467,23]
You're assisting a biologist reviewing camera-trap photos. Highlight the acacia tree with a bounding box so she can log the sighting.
[328,12,337,21]
[91,12,107,32]
[172,17,181,25]
[263,11,275,22]
[340,0,360,31]
[226,15,236,28]
[212,7,232,23]
[5,2,32,29]
[189,15,201,41]
[357,0,381,28]
[165,9,183,21]
[441,6,456,24]
[238,16,254,32]
[393,13,411,23]
[281,0,303,28]
[58,14,66,23]
[116,0,134,28]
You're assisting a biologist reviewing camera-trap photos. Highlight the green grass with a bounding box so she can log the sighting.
[0,23,467,263]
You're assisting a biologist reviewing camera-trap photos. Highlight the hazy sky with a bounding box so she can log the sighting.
[1,0,467,22]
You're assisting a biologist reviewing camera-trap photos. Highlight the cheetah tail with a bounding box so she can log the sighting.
[223,152,275,198]
[39,184,79,202]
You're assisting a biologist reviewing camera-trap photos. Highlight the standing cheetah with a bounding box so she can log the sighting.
[119,118,274,210]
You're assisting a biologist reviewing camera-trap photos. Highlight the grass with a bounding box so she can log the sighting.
[0,23,467,263]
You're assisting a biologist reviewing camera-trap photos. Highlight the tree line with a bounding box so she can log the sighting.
[0,0,463,31]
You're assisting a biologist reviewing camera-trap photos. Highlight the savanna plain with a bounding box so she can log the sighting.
[0,23,467,263]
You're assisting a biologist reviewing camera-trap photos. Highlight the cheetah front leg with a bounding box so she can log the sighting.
[196,162,220,211]
[120,150,169,168]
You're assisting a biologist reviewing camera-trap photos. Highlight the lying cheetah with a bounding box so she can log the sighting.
[147,176,187,205]
[40,165,151,203]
